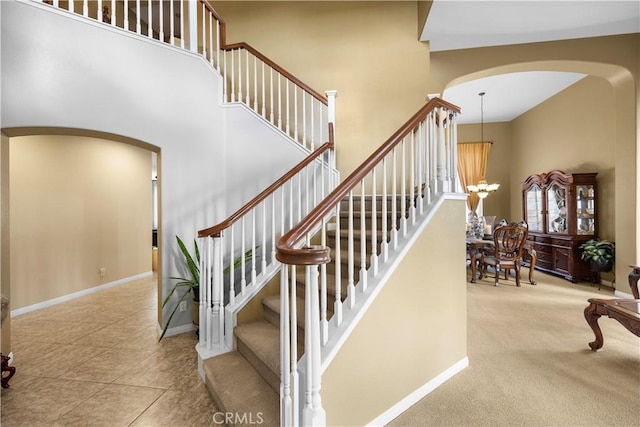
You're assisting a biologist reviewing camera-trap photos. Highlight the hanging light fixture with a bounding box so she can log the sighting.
[467,91,499,199]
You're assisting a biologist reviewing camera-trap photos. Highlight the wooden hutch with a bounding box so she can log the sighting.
[522,170,598,282]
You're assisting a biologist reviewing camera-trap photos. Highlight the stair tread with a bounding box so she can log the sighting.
[203,351,279,427]
[235,320,281,381]
[263,294,306,328]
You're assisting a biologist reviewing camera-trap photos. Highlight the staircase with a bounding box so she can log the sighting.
[203,195,409,426]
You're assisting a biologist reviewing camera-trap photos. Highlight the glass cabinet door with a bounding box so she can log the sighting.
[525,186,543,232]
[576,184,596,235]
[547,184,567,233]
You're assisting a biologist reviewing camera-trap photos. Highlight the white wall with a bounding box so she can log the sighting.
[1,0,307,330]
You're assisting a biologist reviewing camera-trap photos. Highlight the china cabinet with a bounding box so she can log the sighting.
[522,170,598,282]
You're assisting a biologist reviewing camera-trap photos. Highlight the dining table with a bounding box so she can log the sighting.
[466,236,537,285]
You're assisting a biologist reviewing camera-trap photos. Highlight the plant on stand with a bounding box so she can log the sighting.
[580,239,615,273]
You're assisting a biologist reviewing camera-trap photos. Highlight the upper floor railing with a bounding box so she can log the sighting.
[38,0,336,152]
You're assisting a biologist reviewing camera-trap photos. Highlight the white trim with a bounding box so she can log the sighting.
[10,271,153,317]
[157,322,194,339]
[614,289,634,299]
[366,357,469,427]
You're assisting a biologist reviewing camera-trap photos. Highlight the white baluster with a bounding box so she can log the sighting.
[320,219,328,344]
[223,49,228,102]
[201,3,206,56]
[238,49,243,104]
[251,208,257,285]
[229,226,235,305]
[417,121,424,215]
[290,265,299,427]
[180,0,184,49]
[371,167,378,277]
[168,0,173,45]
[347,191,355,308]
[381,157,389,262]
[199,237,209,349]
[110,0,115,25]
[188,0,197,52]
[360,180,367,292]
[269,68,274,124]
[333,204,343,326]
[297,173,302,223]
[83,0,89,18]
[212,236,223,347]
[286,80,290,136]
[451,113,459,192]
[310,100,315,151]
[271,195,276,264]
[147,0,152,37]
[230,49,235,102]
[216,20,221,72]
[245,50,250,106]
[280,265,292,427]
[401,138,407,237]
[159,0,164,40]
[277,73,282,130]
[261,201,267,272]
[69,0,74,13]
[98,0,102,22]
[294,87,300,143]
[302,265,326,427]
[253,57,258,112]
[302,92,306,149]
[410,130,416,225]
[240,217,246,294]
[261,62,266,118]
[392,148,398,249]
[208,11,213,65]
[135,0,142,34]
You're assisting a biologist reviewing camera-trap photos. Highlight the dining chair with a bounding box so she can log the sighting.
[479,221,529,286]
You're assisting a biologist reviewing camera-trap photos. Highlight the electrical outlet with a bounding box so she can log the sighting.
[179,301,187,312]
[99,267,106,277]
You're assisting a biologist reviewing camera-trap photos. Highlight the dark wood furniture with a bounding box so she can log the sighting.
[522,170,598,283]
[478,222,529,286]
[583,266,640,350]
[467,237,537,285]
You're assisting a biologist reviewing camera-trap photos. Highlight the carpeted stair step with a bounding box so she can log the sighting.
[203,351,279,427]
[262,295,307,341]
[234,320,282,394]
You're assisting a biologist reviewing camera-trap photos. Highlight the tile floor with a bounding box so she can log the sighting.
[1,275,219,427]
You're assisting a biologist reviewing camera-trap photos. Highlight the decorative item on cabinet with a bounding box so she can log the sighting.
[521,170,598,283]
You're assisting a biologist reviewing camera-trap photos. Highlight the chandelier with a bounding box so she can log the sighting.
[467,179,500,199]
[467,92,499,199]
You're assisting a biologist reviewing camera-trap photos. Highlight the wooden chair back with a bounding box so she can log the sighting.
[492,221,528,263]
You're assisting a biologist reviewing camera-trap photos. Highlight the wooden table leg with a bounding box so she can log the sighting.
[584,299,606,351]
[527,247,537,285]
[470,249,478,283]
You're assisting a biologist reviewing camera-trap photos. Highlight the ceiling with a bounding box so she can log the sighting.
[422,1,640,124]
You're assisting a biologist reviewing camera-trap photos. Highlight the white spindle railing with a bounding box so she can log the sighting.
[37,0,334,152]
[197,136,337,353]
[276,99,459,426]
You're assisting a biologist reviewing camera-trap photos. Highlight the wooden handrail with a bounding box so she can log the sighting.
[200,1,327,105]
[198,124,335,238]
[276,98,460,265]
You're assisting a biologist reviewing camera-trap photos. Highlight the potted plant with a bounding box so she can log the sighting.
[579,239,615,273]
[159,235,256,341]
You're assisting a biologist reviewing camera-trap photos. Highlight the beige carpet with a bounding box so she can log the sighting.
[389,268,640,427]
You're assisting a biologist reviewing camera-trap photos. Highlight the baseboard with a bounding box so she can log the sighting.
[614,289,634,299]
[156,323,194,339]
[366,357,469,427]
[10,271,154,317]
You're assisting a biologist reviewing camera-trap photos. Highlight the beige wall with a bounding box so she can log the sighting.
[431,34,638,294]
[457,122,512,222]
[10,135,152,309]
[510,76,616,242]
[322,198,468,426]
[212,1,430,178]
[1,132,10,352]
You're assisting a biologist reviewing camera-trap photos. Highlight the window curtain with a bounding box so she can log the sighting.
[457,142,492,215]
